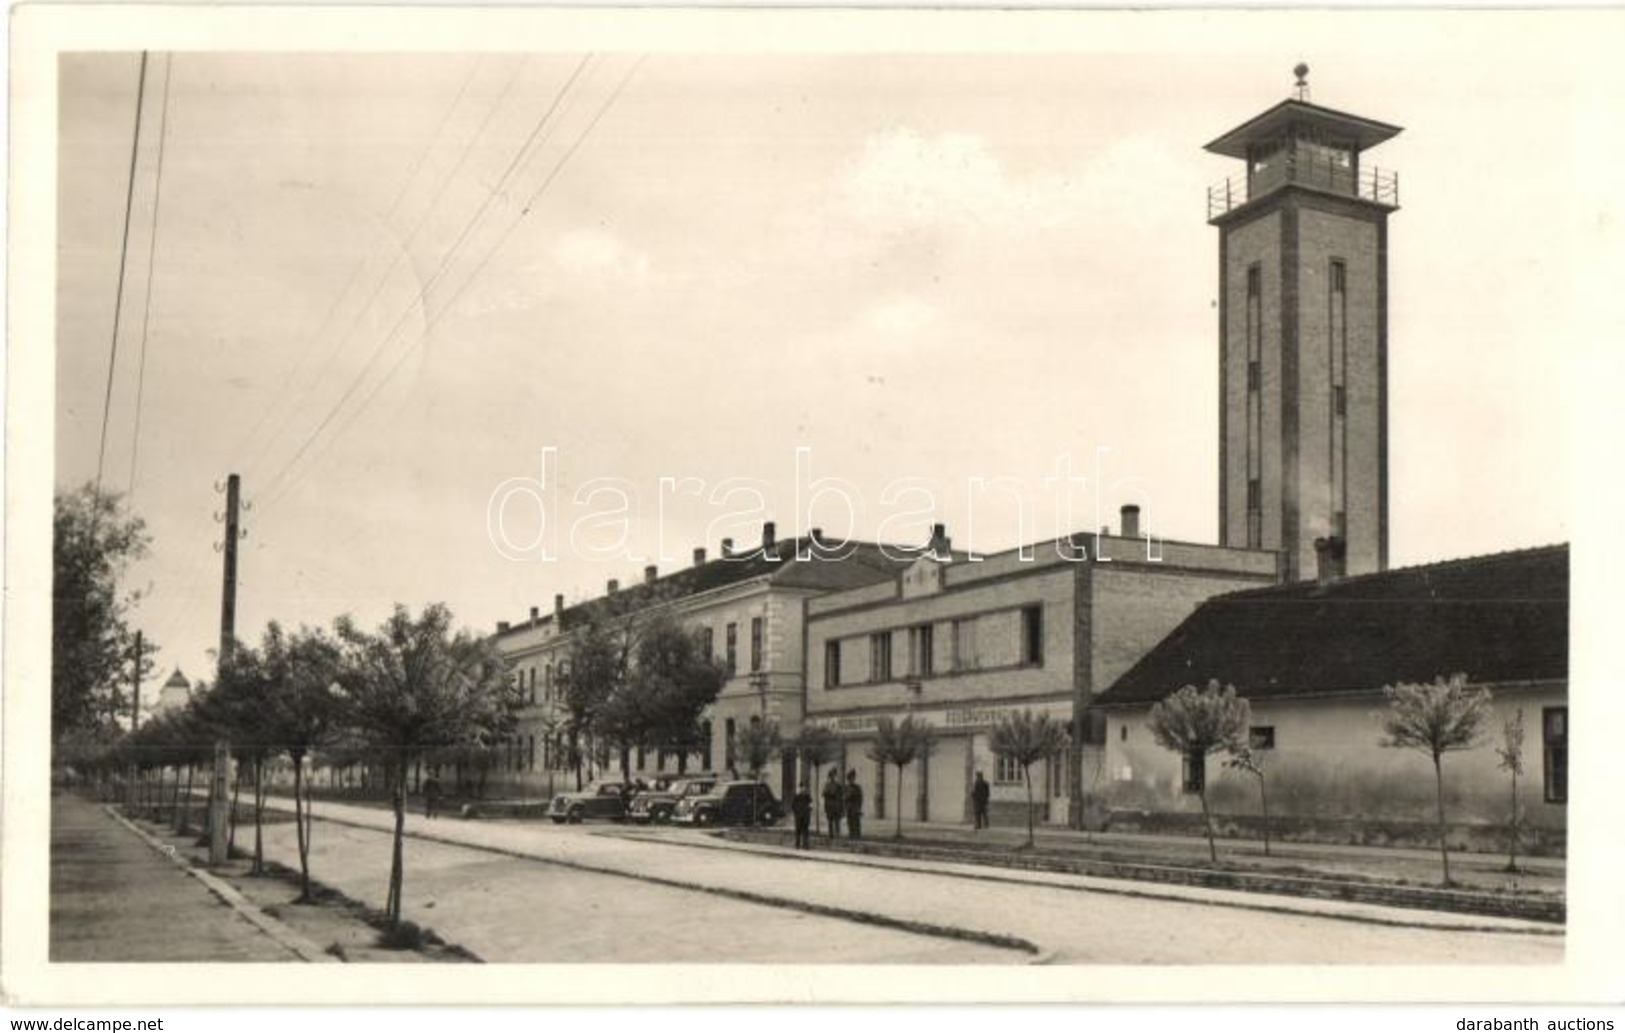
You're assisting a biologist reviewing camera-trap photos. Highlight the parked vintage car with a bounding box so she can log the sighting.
[671,780,782,827]
[548,781,628,824]
[626,776,718,825]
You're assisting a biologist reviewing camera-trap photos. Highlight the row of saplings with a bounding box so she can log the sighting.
[75,603,525,938]
[759,673,1527,886]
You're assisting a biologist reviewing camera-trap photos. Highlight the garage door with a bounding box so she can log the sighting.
[928,736,969,823]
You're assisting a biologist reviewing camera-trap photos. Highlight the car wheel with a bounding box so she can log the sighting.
[550,816,566,825]
[694,809,715,827]
[568,807,584,824]
[654,807,672,825]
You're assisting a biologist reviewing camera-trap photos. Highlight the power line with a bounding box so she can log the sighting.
[128,53,174,505]
[228,54,488,472]
[241,55,533,483]
[255,54,600,512]
[94,50,150,500]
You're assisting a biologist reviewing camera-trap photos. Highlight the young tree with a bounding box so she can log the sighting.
[1148,680,1250,864]
[334,604,518,928]
[262,623,343,902]
[1494,708,1527,874]
[732,720,782,824]
[866,715,935,840]
[197,640,279,871]
[989,709,1070,849]
[1380,673,1492,884]
[52,485,152,737]
[789,724,839,835]
[1223,743,1272,856]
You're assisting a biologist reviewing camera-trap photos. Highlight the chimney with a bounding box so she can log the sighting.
[722,537,735,557]
[693,546,707,567]
[528,605,540,626]
[497,620,511,633]
[928,522,951,558]
[1313,536,1347,585]
[554,593,565,621]
[607,578,619,594]
[762,521,776,548]
[644,564,658,585]
[1120,504,1141,540]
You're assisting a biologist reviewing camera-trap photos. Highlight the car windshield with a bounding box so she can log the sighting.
[595,784,622,796]
[681,781,713,796]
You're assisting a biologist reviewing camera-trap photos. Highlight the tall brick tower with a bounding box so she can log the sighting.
[1208,66,1400,581]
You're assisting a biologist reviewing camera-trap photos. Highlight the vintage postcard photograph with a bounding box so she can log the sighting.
[6,4,1624,1008]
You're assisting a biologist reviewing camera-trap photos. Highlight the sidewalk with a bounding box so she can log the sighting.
[49,792,304,962]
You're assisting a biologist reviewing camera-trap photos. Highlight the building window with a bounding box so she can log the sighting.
[908,624,934,677]
[1330,259,1347,294]
[952,618,977,671]
[825,640,842,688]
[700,720,713,772]
[1248,726,1275,750]
[724,718,737,771]
[1247,360,1260,392]
[750,617,764,673]
[1247,263,1261,298]
[1543,707,1568,804]
[1020,606,1043,665]
[1246,478,1263,549]
[994,755,1019,784]
[725,623,738,677]
[1182,749,1206,794]
[528,734,536,771]
[1333,385,1347,416]
[870,633,892,683]
[700,626,714,660]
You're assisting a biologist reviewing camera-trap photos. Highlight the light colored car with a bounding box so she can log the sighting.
[548,781,627,824]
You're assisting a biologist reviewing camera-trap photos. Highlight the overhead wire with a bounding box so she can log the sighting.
[127,53,174,505]
[254,53,602,513]
[228,54,488,473]
[94,50,150,501]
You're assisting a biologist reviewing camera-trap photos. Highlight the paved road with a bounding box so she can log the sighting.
[49,793,301,962]
[271,798,1562,965]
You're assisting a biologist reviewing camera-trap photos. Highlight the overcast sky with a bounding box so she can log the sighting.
[52,16,1622,686]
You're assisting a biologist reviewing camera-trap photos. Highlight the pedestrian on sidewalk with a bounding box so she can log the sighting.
[423,774,442,819]
[972,771,990,830]
[823,768,844,840]
[792,781,813,849]
[844,769,864,840]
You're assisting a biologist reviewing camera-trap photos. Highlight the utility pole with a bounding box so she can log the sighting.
[219,473,241,663]
[130,630,143,731]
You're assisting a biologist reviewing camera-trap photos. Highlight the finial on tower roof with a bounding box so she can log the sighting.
[1293,62,1311,102]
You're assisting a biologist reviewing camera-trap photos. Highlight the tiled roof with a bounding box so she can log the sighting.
[498,536,914,638]
[1094,544,1568,706]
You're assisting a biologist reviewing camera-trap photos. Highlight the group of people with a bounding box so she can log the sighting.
[787,768,867,850]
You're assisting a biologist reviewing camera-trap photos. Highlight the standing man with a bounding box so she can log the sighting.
[844,769,864,840]
[822,768,844,840]
[972,771,991,830]
[423,772,442,820]
[792,780,814,850]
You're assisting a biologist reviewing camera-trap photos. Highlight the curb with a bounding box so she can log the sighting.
[281,805,1042,961]
[715,830,1565,926]
[103,805,340,963]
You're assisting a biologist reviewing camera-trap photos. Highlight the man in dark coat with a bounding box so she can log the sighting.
[791,781,814,849]
[844,769,864,840]
[423,774,442,819]
[972,771,991,830]
[822,768,844,840]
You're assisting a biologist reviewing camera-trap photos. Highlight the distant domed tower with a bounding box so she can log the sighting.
[154,668,192,714]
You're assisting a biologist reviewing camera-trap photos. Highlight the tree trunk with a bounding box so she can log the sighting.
[1434,752,1451,884]
[293,754,312,902]
[252,756,266,876]
[388,768,407,926]
[1507,766,1519,873]
[228,761,242,855]
[895,763,905,840]
[1258,772,1271,857]
[1198,784,1217,864]
[180,762,195,834]
[1024,765,1035,848]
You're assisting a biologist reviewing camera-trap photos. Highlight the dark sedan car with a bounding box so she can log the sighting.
[671,780,782,827]
[627,776,718,825]
[549,781,627,824]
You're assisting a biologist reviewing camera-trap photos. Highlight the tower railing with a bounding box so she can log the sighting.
[1207,161,1399,219]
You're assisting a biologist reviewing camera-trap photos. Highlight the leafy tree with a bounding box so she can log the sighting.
[199,639,278,872]
[630,614,726,774]
[1380,673,1491,884]
[1495,708,1527,874]
[556,615,627,788]
[789,724,839,835]
[334,603,518,927]
[262,623,343,901]
[989,709,1070,849]
[1223,744,1272,856]
[52,485,152,737]
[1148,680,1250,864]
[866,715,935,839]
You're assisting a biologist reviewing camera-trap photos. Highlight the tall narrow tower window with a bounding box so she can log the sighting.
[1245,262,1264,547]
[1329,259,1349,534]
